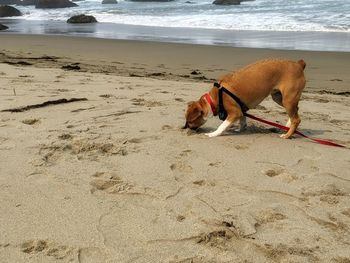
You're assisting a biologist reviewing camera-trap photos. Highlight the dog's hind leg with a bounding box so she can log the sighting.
[236,116,247,132]
[271,89,291,128]
[280,102,300,139]
[285,118,291,128]
[280,88,303,139]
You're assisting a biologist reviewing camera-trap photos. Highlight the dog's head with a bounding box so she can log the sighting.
[183,100,206,130]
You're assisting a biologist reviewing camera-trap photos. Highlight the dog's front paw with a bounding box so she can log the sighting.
[205,132,218,138]
[280,133,290,139]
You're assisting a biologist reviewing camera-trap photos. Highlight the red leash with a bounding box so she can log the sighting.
[244,113,346,148]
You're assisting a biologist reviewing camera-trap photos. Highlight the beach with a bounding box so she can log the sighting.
[0,34,350,263]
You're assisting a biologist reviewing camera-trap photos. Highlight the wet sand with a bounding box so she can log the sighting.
[1,19,350,52]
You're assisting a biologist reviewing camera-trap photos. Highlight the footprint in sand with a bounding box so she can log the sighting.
[125,136,160,146]
[162,124,174,131]
[196,230,234,249]
[130,98,163,107]
[234,144,249,150]
[341,208,350,218]
[295,158,320,173]
[192,180,206,186]
[263,167,284,177]
[58,133,73,140]
[90,172,134,195]
[39,138,124,165]
[330,119,345,125]
[57,88,70,92]
[175,97,185,102]
[332,257,350,263]
[170,162,193,173]
[302,184,347,205]
[261,243,319,262]
[169,150,194,180]
[263,167,298,183]
[22,118,40,125]
[99,94,114,99]
[21,240,74,260]
[255,208,287,225]
[0,136,8,144]
[176,215,186,222]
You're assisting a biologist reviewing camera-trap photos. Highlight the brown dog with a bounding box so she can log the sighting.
[184,59,306,139]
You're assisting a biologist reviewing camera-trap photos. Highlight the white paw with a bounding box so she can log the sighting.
[205,132,218,138]
[280,133,288,139]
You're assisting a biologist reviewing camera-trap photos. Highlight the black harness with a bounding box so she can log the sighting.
[214,82,249,121]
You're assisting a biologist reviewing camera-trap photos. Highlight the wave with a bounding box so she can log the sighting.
[9,0,350,33]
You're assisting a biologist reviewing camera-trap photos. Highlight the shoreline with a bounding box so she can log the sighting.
[1,19,350,52]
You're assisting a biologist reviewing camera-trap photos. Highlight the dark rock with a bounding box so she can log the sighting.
[67,14,97,23]
[190,70,201,75]
[0,23,9,30]
[35,0,77,8]
[0,5,22,17]
[4,60,32,65]
[213,0,240,5]
[62,63,81,70]
[102,0,117,3]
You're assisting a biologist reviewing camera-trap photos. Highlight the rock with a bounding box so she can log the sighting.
[102,0,117,3]
[17,0,37,6]
[35,0,78,8]
[67,14,97,23]
[0,5,22,17]
[0,23,9,30]
[213,0,240,5]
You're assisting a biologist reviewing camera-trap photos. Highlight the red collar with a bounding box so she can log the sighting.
[204,93,217,116]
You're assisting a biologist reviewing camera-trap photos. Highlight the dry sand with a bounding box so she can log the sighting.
[0,35,350,263]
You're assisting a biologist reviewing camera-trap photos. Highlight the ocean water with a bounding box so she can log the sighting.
[2,0,350,51]
[11,0,350,32]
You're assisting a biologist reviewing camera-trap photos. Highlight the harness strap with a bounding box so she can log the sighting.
[221,86,249,113]
[214,82,249,120]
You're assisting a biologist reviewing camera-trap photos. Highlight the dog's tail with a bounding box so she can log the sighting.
[298,59,306,70]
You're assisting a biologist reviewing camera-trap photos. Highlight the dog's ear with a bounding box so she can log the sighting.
[187,101,195,106]
[188,106,202,120]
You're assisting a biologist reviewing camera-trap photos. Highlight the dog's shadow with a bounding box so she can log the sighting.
[195,124,328,137]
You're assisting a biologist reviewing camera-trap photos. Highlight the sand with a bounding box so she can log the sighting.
[0,35,349,263]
